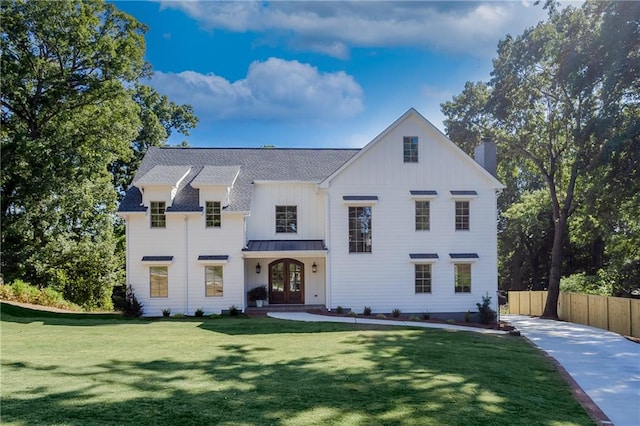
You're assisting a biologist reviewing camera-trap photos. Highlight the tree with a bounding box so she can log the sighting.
[1,0,149,307]
[488,0,639,318]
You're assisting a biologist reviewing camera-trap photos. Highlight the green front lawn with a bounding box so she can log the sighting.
[1,305,593,425]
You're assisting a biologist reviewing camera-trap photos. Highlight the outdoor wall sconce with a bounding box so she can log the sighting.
[312,262,317,273]
[256,263,261,274]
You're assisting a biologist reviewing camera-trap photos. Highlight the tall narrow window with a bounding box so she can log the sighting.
[415,200,430,230]
[403,136,418,163]
[150,266,168,297]
[206,201,221,228]
[454,264,471,293]
[150,201,166,228]
[415,264,432,293]
[349,206,372,253]
[205,265,223,297]
[455,201,470,230]
[275,206,297,233]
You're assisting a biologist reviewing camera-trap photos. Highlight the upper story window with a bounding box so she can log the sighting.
[276,205,297,233]
[415,200,430,231]
[455,201,470,230]
[349,206,372,253]
[403,136,418,163]
[454,263,471,293]
[206,201,221,228]
[150,201,166,228]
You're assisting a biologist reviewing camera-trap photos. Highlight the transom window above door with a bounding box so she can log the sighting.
[276,205,297,233]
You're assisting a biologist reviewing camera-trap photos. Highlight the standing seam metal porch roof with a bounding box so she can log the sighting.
[243,240,327,252]
[119,147,359,213]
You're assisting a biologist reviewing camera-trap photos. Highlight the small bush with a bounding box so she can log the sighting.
[392,308,401,318]
[336,306,343,314]
[348,311,357,317]
[228,305,240,316]
[363,306,372,315]
[162,308,171,317]
[464,310,471,323]
[122,285,143,317]
[194,307,204,317]
[446,319,456,324]
[376,314,387,319]
[476,293,497,325]
[209,313,221,319]
[410,315,420,321]
[421,312,431,320]
[173,313,186,318]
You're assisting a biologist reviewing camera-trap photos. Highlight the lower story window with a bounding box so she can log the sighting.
[454,263,471,293]
[205,265,223,297]
[150,266,168,298]
[415,264,432,293]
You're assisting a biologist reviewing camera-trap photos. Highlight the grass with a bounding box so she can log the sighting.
[1,303,594,425]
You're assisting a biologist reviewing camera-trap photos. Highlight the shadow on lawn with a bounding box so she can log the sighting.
[1,331,593,425]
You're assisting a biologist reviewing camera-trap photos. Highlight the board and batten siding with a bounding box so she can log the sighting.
[246,182,326,241]
[125,208,245,317]
[326,113,499,314]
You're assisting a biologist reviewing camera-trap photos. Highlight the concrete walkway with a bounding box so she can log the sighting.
[268,311,640,426]
[505,315,640,426]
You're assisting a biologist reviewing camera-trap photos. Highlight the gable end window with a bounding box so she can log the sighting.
[276,206,297,233]
[454,263,471,293]
[403,136,418,163]
[455,201,470,231]
[415,200,430,231]
[349,206,372,253]
[150,266,168,297]
[150,202,166,228]
[415,264,432,293]
[206,201,221,228]
[205,265,223,297]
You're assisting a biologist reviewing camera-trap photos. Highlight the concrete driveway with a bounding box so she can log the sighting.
[505,315,640,426]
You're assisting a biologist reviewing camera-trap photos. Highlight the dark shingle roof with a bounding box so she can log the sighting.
[119,147,359,213]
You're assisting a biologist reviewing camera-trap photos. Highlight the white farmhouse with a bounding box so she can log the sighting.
[118,108,504,318]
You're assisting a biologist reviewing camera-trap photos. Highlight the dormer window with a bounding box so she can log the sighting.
[150,202,166,228]
[206,201,221,228]
[403,136,418,163]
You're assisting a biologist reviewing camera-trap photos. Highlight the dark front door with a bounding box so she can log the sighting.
[269,259,304,304]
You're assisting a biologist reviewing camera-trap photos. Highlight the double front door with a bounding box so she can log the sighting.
[269,259,304,304]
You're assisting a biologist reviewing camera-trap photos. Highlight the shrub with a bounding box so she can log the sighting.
[247,285,268,303]
[122,285,143,317]
[336,306,343,314]
[173,313,185,318]
[560,272,612,296]
[446,319,456,324]
[376,314,387,319]
[363,306,372,315]
[348,311,357,317]
[194,307,205,317]
[421,312,431,320]
[392,308,401,318]
[162,308,172,317]
[209,313,221,319]
[0,284,14,300]
[410,315,420,321]
[476,293,497,325]
[228,305,240,316]
[464,310,471,323]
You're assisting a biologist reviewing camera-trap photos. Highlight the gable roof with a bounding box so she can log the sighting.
[119,148,359,213]
[320,108,505,190]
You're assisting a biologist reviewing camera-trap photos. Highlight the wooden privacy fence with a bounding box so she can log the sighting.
[508,291,640,338]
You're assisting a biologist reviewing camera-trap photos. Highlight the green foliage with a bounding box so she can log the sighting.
[376,314,387,319]
[194,308,205,317]
[476,293,497,325]
[247,285,268,303]
[121,285,143,317]
[560,272,613,296]
[0,280,79,311]
[421,312,430,320]
[336,306,343,314]
[464,310,471,323]
[162,308,171,318]
[391,308,401,318]
[363,306,372,315]
[228,305,240,317]
[347,311,357,317]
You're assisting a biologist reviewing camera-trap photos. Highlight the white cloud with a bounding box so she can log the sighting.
[159,1,554,58]
[150,57,364,121]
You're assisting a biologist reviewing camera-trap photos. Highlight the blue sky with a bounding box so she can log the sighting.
[113,1,567,148]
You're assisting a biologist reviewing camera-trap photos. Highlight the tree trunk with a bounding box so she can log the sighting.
[542,215,566,319]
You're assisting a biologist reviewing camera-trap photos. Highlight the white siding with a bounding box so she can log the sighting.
[246,182,325,241]
[326,114,499,314]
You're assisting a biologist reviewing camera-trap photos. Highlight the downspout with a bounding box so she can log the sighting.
[125,215,130,286]
[185,215,189,315]
[325,190,331,311]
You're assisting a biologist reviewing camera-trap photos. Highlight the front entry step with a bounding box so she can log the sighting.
[246,304,325,313]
